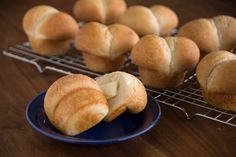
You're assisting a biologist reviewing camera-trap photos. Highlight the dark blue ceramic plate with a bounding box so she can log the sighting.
[26,91,161,145]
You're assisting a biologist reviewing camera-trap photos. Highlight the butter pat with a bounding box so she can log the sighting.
[99,81,118,99]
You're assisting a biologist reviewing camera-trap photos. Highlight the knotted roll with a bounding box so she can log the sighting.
[196,51,236,111]
[178,15,236,56]
[96,71,147,122]
[73,0,127,24]
[44,74,109,136]
[118,5,178,36]
[23,5,78,56]
[75,22,139,72]
[131,35,200,88]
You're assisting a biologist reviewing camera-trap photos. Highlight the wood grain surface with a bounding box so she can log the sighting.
[0,0,236,157]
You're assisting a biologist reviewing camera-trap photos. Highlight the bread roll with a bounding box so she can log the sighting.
[44,74,109,136]
[23,5,78,56]
[196,51,236,111]
[75,22,139,72]
[73,0,127,24]
[131,35,200,88]
[96,71,147,122]
[118,5,178,36]
[178,15,236,55]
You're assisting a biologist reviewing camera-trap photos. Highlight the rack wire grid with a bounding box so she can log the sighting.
[3,42,236,127]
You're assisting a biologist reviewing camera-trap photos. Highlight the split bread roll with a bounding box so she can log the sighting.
[196,51,236,111]
[44,74,109,136]
[23,5,78,56]
[73,0,127,24]
[178,15,236,55]
[118,5,178,36]
[96,71,147,122]
[75,22,139,72]
[131,35,200,88]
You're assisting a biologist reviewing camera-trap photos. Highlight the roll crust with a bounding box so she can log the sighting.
[131,35,200,88]
[178,15,236,55]
[82,53,126,72]
[196,51,236,111]
[23,5,78,56]
[119,5,178,36]
[73,0,127,24]
[75,22,139,72]
[150,5,179,36]
[44,74,109,136]
[28,37,71,56]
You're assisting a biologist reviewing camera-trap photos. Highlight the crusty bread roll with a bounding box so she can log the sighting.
[75,22,139,72]
[73,0,127,24]
[196,51,236,111]
[131,35,200,88]
[44,74,109,136]
[118,5,178,36]
[23,5,78,56]
[96,71,147,122]
[178,15,236,55]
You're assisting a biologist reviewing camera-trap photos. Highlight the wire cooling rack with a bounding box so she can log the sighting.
[3,42,236,127]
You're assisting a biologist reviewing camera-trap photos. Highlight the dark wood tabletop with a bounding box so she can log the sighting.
[0,0,236,157]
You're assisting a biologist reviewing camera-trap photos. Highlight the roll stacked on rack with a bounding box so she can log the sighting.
[131,35,200,88]
[178,15,236,56]
[118,5,178,36]
[75,22,139,72]
[73,0,127,24]
[196,51,236,111]
[23,5,78,56]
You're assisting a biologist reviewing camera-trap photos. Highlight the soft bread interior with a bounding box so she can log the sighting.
[96,71,147,121]
[99,81,118,99]
[96,72,129,108]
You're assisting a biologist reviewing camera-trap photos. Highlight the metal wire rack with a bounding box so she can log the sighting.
[3,42,236,127]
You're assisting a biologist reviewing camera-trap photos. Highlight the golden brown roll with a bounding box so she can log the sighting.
[73,0,127,24]
[23,5,78,56]
[131,35,200,88]
[178,15,236,56]
[96,71,147,122]
[44,74,109,136]
[196,51,236,111]
[75,22,139,72]
[118,5,178,36]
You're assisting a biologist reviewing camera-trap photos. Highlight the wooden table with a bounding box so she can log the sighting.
[0,0,236,156]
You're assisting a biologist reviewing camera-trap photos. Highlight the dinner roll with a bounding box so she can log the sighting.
[178,15,236,56]
[73,0,127,24]
[131,35,200,88]
[23,5,78,56]
[96,71,147,122]
[75,22,139,72]
[44,74,109,136]
[119,5,178,36]
[196,51,236,111]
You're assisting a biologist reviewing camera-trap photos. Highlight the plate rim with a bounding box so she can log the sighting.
[25,91,161,145]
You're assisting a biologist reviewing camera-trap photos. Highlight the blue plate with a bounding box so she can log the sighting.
[25,91,161,145]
